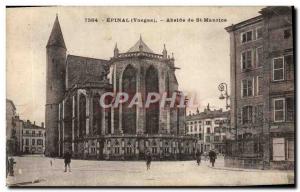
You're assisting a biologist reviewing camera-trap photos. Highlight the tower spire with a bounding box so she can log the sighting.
[45,15,67,157]
[114,42,119,57]
[47,15,66,49]
[139,34,143,52]
[162,44,167,58]
[127,35,154,53]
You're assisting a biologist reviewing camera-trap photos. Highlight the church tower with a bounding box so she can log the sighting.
[45,15,66,156]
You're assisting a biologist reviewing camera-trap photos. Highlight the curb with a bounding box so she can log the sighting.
[206,165,264,172]
[8,179,45,187]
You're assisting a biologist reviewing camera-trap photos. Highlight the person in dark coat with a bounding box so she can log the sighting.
[6,155,9,178]
[64,151,72,172]
[208,150,217,167]
[8,157,16,176]
[145,151,152,170]
[195,150,202,166]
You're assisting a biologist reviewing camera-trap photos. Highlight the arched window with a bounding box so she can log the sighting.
[64,97,72,140]
[145,65,159,134]
[165,73,171,97]
[93,93,102,135]
[79,94,86,137]
[122,65,137,134]
[73,96,78,138]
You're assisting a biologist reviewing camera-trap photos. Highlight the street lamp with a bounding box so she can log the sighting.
[218,82,230,109]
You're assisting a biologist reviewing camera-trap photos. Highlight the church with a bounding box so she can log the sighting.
[45,16,196,160]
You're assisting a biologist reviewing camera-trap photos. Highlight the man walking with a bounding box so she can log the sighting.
[64,151,72,172]
[208,149,217,167]
[195,150,202,166]
[145,150,152,170]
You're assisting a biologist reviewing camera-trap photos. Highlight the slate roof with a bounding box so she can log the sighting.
[127,36,154,53]
[47,15,66,49]
[66,55,109,89]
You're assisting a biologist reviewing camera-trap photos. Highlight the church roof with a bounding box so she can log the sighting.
[47,15,66,49]
[6,99,16,110]
[127,36,154,53]
[66,55,109,89]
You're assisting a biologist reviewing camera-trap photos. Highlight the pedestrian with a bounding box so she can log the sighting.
[145,150,152,170]
[64,151,72,172]
[8,157,16,176]
[208,149,217,167]
[195,150,202,166]
[6,156,9,178]
[50,160,52,167]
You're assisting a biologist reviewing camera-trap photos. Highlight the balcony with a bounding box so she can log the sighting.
[22,134,44,137]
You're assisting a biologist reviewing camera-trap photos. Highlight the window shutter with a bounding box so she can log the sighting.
[286,97,294,121]
[241,80,243,98]
[273,138,285,161]
[241,52,244,71]
[285,55,293,80]
[253,48,256,67]
[252,77,255,96]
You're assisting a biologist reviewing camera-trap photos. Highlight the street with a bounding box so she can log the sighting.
[7,155,294,186]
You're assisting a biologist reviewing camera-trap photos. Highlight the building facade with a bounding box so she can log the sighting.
[186,105,230,154]
[6,99,45,155]
[225,6,294,169]
[14,116,24,154]
[22,121,46,154]
[46,16,196,160]
[6,99,17,155]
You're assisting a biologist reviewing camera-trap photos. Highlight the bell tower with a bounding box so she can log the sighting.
[45,15,66,156]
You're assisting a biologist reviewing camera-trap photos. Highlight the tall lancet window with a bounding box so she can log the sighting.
[122,65,137,134]
[165,73,171,97]
[79,94,86,137]
[92,93,102,135]
[64,97,72,140]
[145,66,159,134]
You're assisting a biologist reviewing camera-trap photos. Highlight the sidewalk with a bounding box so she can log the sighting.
[207,164,265,172]
[6,156,294,186]
[205,159,294,173]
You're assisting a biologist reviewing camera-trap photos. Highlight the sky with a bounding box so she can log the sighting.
[6,6,263,125]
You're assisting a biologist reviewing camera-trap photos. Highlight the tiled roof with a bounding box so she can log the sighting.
[66,55,109,89]
[186,110,229,121]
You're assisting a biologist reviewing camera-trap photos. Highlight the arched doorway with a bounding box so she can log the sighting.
[145,66,159,134]
[122,65,137,134]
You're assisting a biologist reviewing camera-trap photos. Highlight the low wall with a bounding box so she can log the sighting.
[270,161,294,170]
[224,156,264,169]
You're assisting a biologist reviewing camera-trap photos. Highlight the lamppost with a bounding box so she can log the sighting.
[218,82,232,164]
[218,83,230,110]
